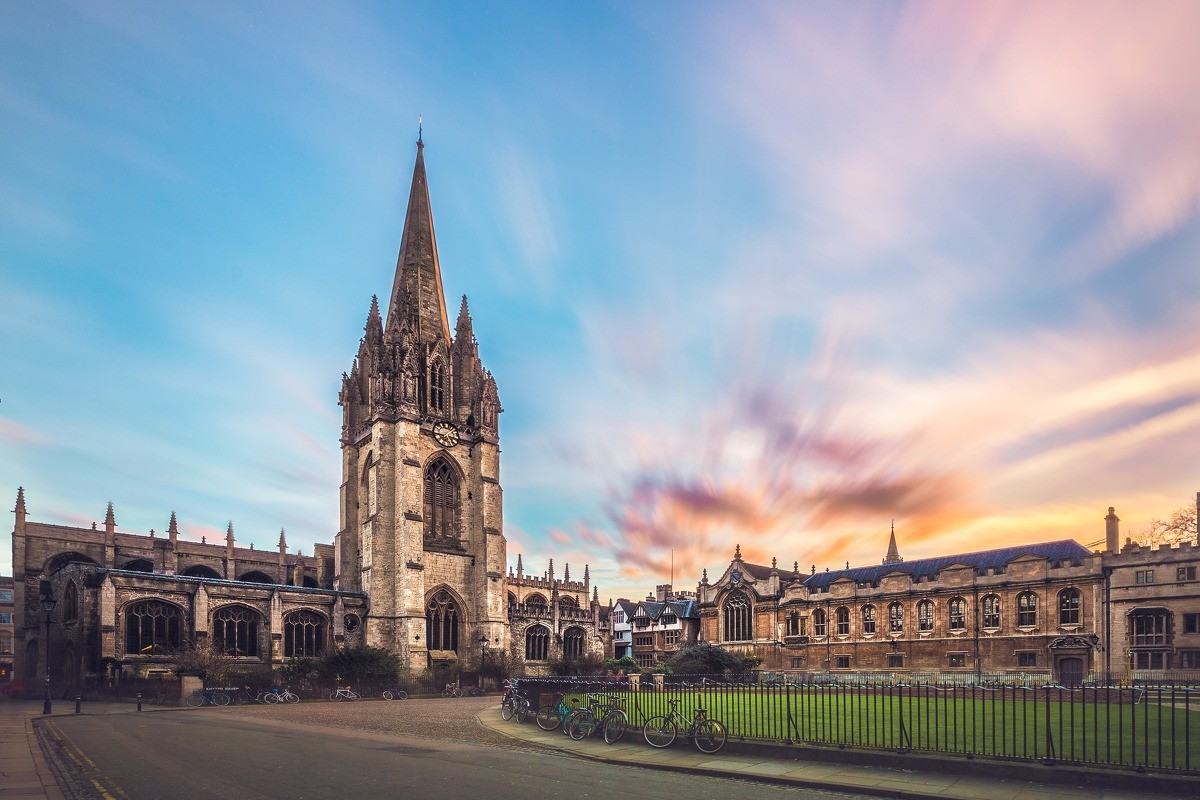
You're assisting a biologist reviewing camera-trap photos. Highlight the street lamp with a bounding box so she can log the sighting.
[39,580,57,715]
[479,635,490,687]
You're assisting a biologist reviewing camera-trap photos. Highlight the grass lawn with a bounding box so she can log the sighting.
[586,686,1200,771]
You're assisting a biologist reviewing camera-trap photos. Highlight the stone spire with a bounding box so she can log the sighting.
[104,502,116,540]
[548,558,554,583]
[455,294,474,342]
[883,522,902,564]
[14,487,26,533]
[563,563,570,582]
[278,528,288,552]
[168,511,179,546]
[386,138,452,347]
[583,564,590,594]
[516,553,523,579]
[734,543,741,560]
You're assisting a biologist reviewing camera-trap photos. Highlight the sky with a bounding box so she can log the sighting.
[2,1,1199,599]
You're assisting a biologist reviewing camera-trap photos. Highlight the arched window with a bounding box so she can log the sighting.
[563,627,586,659]
[982,595,1001,629]
[1016,592,1038,627]
[426,591,459,652]
[423,457,459,544]
[525,594,547,615]
[812,608,827,637]
[916,600,933,631]
[284,610,325,658]
[948,597,966,631]
[125,600,182,656]
[835,606,850,636]
[525,624,550,660]
[237,571,274,584]
[888,602,904,634]
[723,591,752,642]
[559,597,578,615]
[213,606,259,657]
[181,564,222,579]
[1058,588,1081,625]
[786,610,802,636]
[861,605,876,635]
[123,558,153,572]
[63,582,79,623]
[430,359,446,412]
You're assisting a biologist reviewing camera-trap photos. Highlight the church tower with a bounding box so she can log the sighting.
[336,137,506,671]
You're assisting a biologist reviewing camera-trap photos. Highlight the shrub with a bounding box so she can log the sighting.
[603,656,639,674]
[668,643,754,676]
[316,645,403,690]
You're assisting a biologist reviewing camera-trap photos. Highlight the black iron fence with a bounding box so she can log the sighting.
[514,675,1200,773]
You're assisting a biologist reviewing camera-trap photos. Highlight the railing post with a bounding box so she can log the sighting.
[75,694,81,714]
[136,692,142,712]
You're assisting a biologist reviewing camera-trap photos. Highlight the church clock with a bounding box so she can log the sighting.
[432,421,459,447]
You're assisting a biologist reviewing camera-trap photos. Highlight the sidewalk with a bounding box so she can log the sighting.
[476,707,1193,800]
[0,702,66,800]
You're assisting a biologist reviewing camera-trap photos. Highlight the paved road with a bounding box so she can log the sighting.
[38,699,871,800]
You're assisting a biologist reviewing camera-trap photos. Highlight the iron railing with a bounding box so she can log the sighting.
[515,674,1199,773]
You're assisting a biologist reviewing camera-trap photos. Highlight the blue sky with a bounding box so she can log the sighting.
[3,1,1199,598]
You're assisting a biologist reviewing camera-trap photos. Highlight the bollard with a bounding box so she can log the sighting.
[75,695,81,714]
[137,692,142,712]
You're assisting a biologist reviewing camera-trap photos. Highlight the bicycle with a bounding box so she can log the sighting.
[535,695,578,732]
[442,683,462,698]
[329,686,359,701]
[381,688,409,700]
[185,688,232,708]
[642,698,726,753]
[501,691,531,722]
[567,693,628,743]
[264,686,300,704]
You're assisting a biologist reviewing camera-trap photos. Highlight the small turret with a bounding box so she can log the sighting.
[14,487,26,534]
[168,511,179,546]
[104,501,116,539]
[883,521,902,564]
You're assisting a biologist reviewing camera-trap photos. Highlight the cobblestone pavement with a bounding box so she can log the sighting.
[228,695,522,748]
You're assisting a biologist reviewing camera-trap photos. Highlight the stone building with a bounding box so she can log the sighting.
[7,137,608,691]
[697,504,1200,684]
[626,585,700,669]
[1,575,13,683]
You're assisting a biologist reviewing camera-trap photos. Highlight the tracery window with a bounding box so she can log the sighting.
[917,600,933,631]
[723,591,753,642]
[888,602,904,634]
[525,624,550,660]
[426,591,460,652]
[835,606,850,636]
[430,360,446,412]
[213,606,259,657]
[284,610,325,658]
[982,595,1001,629]
[1017,592,1038,627]
[1058,588,1081,626]
[812,608,827,637]
[125,600,182,656]
[861,605,876,635]
[423,457,460,544]
[525,594,547,615]
[63,582,79,623]
[948,597,966,631]
[563,627,585,659]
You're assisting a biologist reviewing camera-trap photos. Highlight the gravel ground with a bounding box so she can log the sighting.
[228,695,522,748]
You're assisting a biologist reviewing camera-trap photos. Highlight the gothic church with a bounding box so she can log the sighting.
[8,139,609,691]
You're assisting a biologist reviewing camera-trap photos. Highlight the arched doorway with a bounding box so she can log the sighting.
[1057,656,1085,688]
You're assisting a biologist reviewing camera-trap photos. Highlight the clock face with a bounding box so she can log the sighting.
[432,422,459,448]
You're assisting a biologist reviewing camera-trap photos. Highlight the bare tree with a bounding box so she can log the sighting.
[171,642,236,686]
[1137,505,1198,547]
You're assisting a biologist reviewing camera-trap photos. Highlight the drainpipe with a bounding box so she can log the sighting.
[1103,566,1112,684]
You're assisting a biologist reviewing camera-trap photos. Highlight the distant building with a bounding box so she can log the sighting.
[0,575,13,682]
[697,501,1200,684]
[627,585,700,669]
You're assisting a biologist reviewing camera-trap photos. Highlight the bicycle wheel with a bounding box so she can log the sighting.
[383,690,395,701]
[569,710,596,741]
[213,692,231,707]
[185,692,205,708]
[643,716,677,748]
[693,720,727,754]
[266,692,281,704]
[330,691,341,701]
[285,692,300,704]
[535,705,562,731]
[500,700,514,720]
[561,709,581,736]
[515,700,530,723]
[602,713,627,744]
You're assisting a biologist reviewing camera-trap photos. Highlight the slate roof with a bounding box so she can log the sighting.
[802,539,1092,591]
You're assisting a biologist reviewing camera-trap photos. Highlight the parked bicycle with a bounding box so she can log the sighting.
[442,683,462,698]
[501,690,531,723]
[185,687,232,708]
[329,685,359,701]
[381,688,409,700]
[642,698,726,753]
[566,693,628,744]
[263,686,300,704]
[535,695,578,732]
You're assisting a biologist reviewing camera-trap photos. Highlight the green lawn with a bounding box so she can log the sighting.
[574,686,1200,771]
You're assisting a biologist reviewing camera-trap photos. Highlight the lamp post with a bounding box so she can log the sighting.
[479,635,489,689]
[39,581,57,715]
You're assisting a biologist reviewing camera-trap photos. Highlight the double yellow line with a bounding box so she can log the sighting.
[42,719,127,800]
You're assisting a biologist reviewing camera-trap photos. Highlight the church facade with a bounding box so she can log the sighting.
[7,140,609,691]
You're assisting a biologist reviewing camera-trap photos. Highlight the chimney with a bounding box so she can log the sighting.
[1105,507,1120,553]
